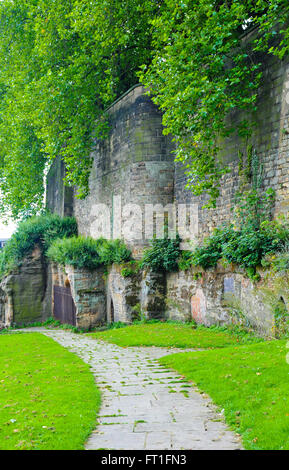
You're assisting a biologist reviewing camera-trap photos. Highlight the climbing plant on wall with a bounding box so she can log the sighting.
[0,0,289,217]
[139,0,289,206]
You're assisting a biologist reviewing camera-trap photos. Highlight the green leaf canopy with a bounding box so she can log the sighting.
[0,0,288,218]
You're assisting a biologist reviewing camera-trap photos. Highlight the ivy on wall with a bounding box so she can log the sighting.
[139,0,289,206]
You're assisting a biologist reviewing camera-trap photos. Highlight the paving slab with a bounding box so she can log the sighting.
[18,328,242,450]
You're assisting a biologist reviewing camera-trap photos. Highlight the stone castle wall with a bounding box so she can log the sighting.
[47,60,289,244]
[46,156,74,218]
[43,56,289,335]
[48,85,176,257]
[0,246,49,327]
[175,54,289,237]
[1,49,288,331]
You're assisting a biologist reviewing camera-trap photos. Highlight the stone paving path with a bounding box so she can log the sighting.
[21,328,242,450]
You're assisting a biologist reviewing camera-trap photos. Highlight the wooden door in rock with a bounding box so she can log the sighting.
[53,285,76,326]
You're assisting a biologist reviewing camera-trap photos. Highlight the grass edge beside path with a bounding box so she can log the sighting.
[0,333,100,450]
[159,339,289,450]
[88,321,263,349]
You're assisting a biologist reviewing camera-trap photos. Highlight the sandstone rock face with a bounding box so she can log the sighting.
[166,264,289,336]
[65,265,107,329]
[106,264,166,323]
[0,246,48,326]
[107,264,141,323]
[1,250,287,336]
[140,270,166,321]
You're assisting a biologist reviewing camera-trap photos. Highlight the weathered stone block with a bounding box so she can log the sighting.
[107,264,142,323]
[65,265,107,329]
[141,270,166,320]
[0,246,48,326]
[166,265,288,336]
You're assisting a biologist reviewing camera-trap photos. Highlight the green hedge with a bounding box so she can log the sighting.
[0,214,78,277]
[47,236,131,270]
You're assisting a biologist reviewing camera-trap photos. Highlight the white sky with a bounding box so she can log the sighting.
[0,220,16,238]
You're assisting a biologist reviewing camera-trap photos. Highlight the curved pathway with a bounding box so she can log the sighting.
[22,328,242,450]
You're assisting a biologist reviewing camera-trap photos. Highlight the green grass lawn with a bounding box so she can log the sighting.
[0,333,100,450]
[160,340,289,450]
[88,322,261,349]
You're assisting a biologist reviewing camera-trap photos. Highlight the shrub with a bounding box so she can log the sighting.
[120,261,140,278]
[190,225,234,270]
[270,253,289,273]
[121,267,137,278]
[47,236,131,270]
[47,236,103,269]
[188,219,289,279]
[182,187,288,278]
[140,235,181,272]
[178,250,193,271]
[0,214,77,277]
[98,239,131,265]
[222,226,284,270]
